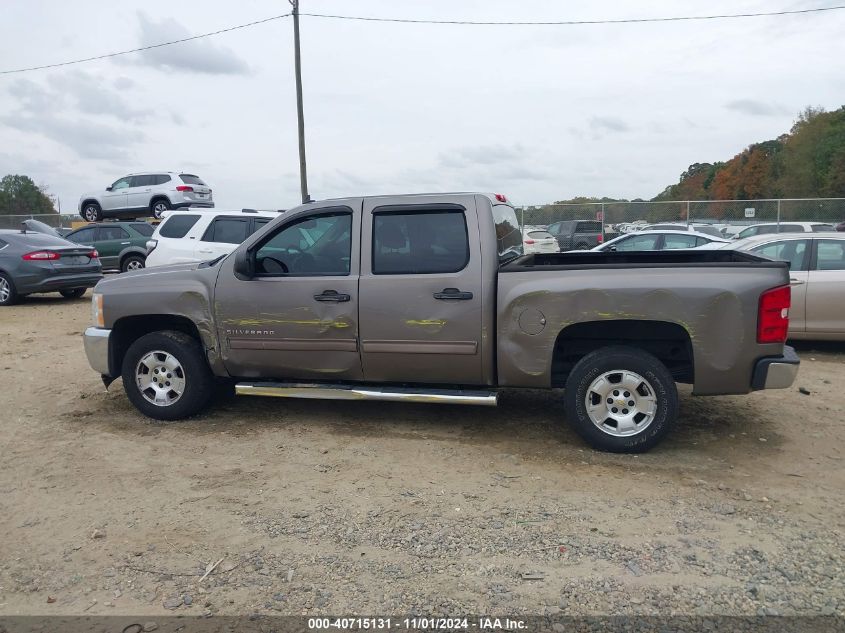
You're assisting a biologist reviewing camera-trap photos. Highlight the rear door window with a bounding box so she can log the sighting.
[812,224,835,232]
[576,221,602,233]
[68,227,97,243]
[751,239,809,271]
[130,175,154,187]
[663,234,699,249]
[100,226,130,240]
[614,234,660,251]
[202,218,250,244]
[372,210,469,274]
[159,214,201,238]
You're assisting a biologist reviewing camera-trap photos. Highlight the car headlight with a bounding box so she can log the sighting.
[92,293,104,328]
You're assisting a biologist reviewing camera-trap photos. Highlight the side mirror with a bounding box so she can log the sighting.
[106,186,113,191]
[233,248,255,279]
[609,245,617,252]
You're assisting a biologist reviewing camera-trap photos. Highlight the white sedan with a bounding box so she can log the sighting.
[585,229,730,252]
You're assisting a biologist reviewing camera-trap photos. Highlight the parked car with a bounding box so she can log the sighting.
[546,220,604,250]
[589,230,729,252]
[64,222,155,272]
[522,228,560,254]
[78,172,214,222]
[0,228,102,306]
[83,192,798,454]
[643,223,725,238]
[146,209,281,267]
[725,233,845,340]
[732,222,836,240]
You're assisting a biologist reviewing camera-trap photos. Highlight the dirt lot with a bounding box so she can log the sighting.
[0,291,843,618]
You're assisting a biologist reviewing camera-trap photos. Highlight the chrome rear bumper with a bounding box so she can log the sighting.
[751,346,800,390]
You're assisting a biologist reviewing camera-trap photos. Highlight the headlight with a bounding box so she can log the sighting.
[92,293,104,328]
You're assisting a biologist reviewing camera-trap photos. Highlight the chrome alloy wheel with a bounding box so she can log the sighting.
[0,277,10,303]
[125,259,144,271]
[136,350,186,407]
[584,370,657,437]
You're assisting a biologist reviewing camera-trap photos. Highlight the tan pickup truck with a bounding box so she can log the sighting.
[83,193,799,452]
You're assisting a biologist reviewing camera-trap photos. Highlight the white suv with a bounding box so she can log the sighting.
[145,209,282,267]
[78,172,214,222]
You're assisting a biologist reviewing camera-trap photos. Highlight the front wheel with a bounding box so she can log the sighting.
[121,254,145,272]
[121,331,215,420]
[59,288,86,299]
[563,346,678,453]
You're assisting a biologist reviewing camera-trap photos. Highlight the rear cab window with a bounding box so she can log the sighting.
[158,214,201,238]
[492,204,523,264]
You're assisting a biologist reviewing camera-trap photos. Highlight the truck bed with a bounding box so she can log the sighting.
[502,249,783,271]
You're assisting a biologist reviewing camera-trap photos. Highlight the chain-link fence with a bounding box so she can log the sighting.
[0,213,79,231]
[517,198,845,237]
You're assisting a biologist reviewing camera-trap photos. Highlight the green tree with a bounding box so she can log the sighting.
[0,174,56,215]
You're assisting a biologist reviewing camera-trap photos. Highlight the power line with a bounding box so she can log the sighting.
[0,13,290,75]
[1,4,843,76]
[299,5,845,26]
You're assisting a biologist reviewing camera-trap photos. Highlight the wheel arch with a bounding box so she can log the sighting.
[551,319,694,387]
[110,315,207,378]
[80,198,100,209]
[149,195,171,209]
[118,248,147,266]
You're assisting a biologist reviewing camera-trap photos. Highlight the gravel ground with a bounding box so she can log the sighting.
[0,292,843,618]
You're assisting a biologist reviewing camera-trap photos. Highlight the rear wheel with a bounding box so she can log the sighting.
[121,254,145,272]
[0,273,18,306]
[59,288,86,299]
[151,199,171,219]
[121,331,214,420]
[81,203,102,222]
[563,346,678,453]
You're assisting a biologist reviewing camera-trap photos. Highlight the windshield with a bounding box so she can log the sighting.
[492,204,523,265]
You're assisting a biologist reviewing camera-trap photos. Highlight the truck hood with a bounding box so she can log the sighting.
[95,261,206,292]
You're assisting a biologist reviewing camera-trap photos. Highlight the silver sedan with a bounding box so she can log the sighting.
[723,233,845,341]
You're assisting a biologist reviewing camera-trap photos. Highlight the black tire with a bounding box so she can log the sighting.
[121,330,215,421]
[81,203,102,222]
[151,198,171,219]
[121,254,146,273]
[0,272,18,306]
[563,346,678,453]
[59,288,86,299]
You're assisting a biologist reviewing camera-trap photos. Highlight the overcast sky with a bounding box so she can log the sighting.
[1,0,844,212]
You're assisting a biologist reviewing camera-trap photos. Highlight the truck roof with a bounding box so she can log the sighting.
[308,192,512,205]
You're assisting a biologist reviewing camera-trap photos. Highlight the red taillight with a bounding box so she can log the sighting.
[89,250,99,259]
[176,185,194,192]
[757,285,790,343]
[494,193,508,203]
[22,251,60,261]
[597,234,604,243]
[524,239,535,245]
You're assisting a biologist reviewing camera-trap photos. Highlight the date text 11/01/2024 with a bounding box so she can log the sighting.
[308,617,527,630]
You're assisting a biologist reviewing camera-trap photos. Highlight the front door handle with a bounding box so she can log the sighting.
[314,290,351,302]
[121,241,130,245]
[790,278,806,285]
[434,288,473,300]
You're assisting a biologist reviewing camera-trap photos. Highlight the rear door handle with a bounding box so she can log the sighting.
[314,290,351,302]
[790,278,805,285]
[434,288,473,300]
[121,241,130,245]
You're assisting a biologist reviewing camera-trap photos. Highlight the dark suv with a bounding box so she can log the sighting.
[64,222,155,272]
[547,220,604,250]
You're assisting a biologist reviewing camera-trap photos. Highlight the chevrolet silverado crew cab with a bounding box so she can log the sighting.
[83,193,799,452]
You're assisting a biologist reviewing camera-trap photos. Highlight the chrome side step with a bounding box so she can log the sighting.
[235,382,499,406]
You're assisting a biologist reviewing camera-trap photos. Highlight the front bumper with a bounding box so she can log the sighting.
[751,345,800,390]
[83,327,112,376]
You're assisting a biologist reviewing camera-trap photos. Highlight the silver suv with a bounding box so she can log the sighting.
[78,172,214,222]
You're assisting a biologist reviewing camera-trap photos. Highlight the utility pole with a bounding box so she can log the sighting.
[290,0,311,203]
